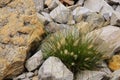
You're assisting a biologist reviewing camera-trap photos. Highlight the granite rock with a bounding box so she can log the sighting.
[0,0,44,79]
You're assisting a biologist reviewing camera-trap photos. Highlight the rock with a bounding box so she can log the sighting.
[34,70,38,76]
[110,69,120,80]
[110,12,120,26]
[0,0,44,79]
[45,22,70,33]
[116,6,120,12]
[37,13,46,24]
[75,21,90,33]
[109,55,120,71]
[26,72,34,78]
[50,3,71,24]
[25,50,43,72]
[112,5,118,10]
[38,57,73,80]
[100,1,114,15]
[87,26,120,58]
[45,0,59,10]
[84,12,105,29]
[100,62,112,74]
[13,73,26,80]
[84,0,114,14]
[103,13,112,21]
[13,72,34,80]
[72,7,93,23]
[0,0,11,8]
[75,70,108,80]
[41,12,53,22]
[84,0,104,12]
[33,0,44,12]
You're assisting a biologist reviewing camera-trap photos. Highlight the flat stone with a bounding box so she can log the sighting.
[84,0,104,12]
[84,0,114,14]
[110,12,120,26]
[38,57,73,80]
[25,50,43,71]
[0,0,44,79]
[72,7,93,23]
[50,3,71,24]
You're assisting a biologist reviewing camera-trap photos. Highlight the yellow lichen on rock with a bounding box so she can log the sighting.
[109,54,120,71]
[0,0,44,79]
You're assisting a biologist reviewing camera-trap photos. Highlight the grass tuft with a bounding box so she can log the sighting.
[41,27,104,73]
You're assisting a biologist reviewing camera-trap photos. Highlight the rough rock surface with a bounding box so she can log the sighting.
[116,6,120,12]
[109,54,120,71]
[33,0,44,12]
[0,0,12,8]
[0,0,120,80]
[84,0,104,12]
[87,26,120,58]
[110,69,120,80]
[50,3,71,24]
[0,0,44,79]
[38,57,73,80]
[25,50,43,71]
[13,72,34,80]
[110,12,120,26]
[72,6,93,23]
[75,70,108,80]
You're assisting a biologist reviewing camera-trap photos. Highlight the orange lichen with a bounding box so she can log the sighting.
[109,55,120,71]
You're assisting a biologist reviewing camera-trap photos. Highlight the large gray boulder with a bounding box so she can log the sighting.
[38,57,73,80]
[87,26,120,58]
